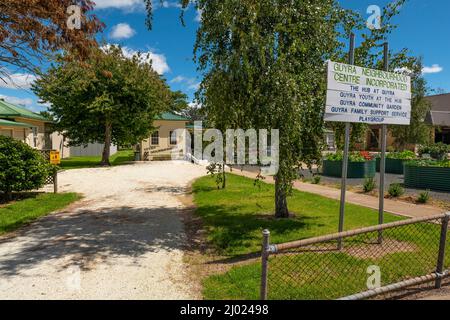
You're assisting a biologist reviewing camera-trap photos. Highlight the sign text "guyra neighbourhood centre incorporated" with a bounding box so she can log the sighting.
[325,61,411,125]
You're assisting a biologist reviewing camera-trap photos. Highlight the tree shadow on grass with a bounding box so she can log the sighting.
[0,205,186,276]
[0,192,44,205]
[196,203,322,257]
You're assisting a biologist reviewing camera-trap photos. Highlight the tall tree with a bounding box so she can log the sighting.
[33,45,173,165]
[189,0,411,218]
[389,58,431,150]
[0,0,103,83]
[191,0,354,218]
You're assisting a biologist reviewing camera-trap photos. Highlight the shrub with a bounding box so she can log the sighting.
[388,183,405,198]
[363,177,376,193]
[0,136,52,198]
[386,150,416,160]
[417,191,431,204]
[312,175,321,184]
[418,143,449,160]
[404,160,450,168]
[326,151,366,162]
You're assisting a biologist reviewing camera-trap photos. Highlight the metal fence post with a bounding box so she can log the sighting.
[435,212,450,289]
[260,229,270,300]
[53,171,58,194]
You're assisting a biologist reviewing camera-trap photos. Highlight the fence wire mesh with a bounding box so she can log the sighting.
[265,216,449,300]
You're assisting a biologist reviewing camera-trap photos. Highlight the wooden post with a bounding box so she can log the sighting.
[53,171,58,194]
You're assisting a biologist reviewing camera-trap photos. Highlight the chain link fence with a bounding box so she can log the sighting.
[260,213,450,300]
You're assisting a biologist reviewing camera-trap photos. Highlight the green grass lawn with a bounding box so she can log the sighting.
[192,174,446,300]
[0,193,80,235]
[60,149,134,170]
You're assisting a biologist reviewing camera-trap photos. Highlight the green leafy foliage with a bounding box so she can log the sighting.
[418,143,450,160]
[33,45,175,165]
[325,151,366,162]
[405,160,450,168]
[390,60,432,150]
[188,0,407,217]
[311,175,321,185]
[417,191,430,204]
[386,150,416,160]
[388,183,405,198]
[0,136,52,196]
[363,177,376,193]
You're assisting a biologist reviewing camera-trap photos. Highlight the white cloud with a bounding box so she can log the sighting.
[422,64,443,75]
[195,9,203,22]
[0,94,33,107]
[170,75,199,91]
[94,0,181,11]
[110,23,136,40]
[93,0,144,10]
[161,1,182,8]
[170,76,188,83]
[103,44,170,75]
[0,72,37,89]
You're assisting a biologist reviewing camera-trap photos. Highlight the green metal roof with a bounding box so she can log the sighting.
[0,118,36,128]
[156,112,189,121]
[0,99,49,122]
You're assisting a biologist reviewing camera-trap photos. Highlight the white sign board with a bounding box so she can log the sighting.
[325,61,411,125]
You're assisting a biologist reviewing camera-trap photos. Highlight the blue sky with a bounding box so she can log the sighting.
[0,0,448,112]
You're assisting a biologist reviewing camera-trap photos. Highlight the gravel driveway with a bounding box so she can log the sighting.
[0,161,206,300]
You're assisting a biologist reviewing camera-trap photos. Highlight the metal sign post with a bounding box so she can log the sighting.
[337,33,355,250]
[378,42,389,244]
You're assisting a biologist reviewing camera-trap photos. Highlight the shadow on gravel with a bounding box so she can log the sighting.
[0,206,184,276]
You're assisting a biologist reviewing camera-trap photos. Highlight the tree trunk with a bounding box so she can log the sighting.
[275,175,289,218]
[222,164,226,189]
[5,189,12,202]
[101,120,112,166]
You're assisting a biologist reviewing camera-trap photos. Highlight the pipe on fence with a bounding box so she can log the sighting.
[338,272,445,300]
[435,213,450,289]
[261,212,450,300]
[260,229,270,300]
[274,213,448,252]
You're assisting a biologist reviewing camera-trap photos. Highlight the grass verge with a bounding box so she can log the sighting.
[60,149,134,170]
[0,192,80,235]
[192,174,445,300]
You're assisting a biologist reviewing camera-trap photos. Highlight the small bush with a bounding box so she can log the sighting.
[418,143,449,160]
[326,151,366,162]
[311,175,321,184]
[386,150,416,160]
[0,136,52,198]
[417,191,431,204]
[388,183,405,198]
[363,177,376,193]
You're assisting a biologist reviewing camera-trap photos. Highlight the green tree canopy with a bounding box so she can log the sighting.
[191,0,410,218]
[33,45,173,165]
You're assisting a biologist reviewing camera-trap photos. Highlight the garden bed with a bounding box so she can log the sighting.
[376,158,407,174]
[376,151,416,175]
[322,159,376,178]
[404,162,450,192]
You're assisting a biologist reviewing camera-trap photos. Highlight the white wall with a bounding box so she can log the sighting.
[69,143,118,157]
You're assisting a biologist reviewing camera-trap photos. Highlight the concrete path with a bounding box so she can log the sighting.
[0,161,206,300]
[232,167,446,218]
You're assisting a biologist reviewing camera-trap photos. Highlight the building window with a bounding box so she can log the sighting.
[151,131,159,145]
[169,131,177,145]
